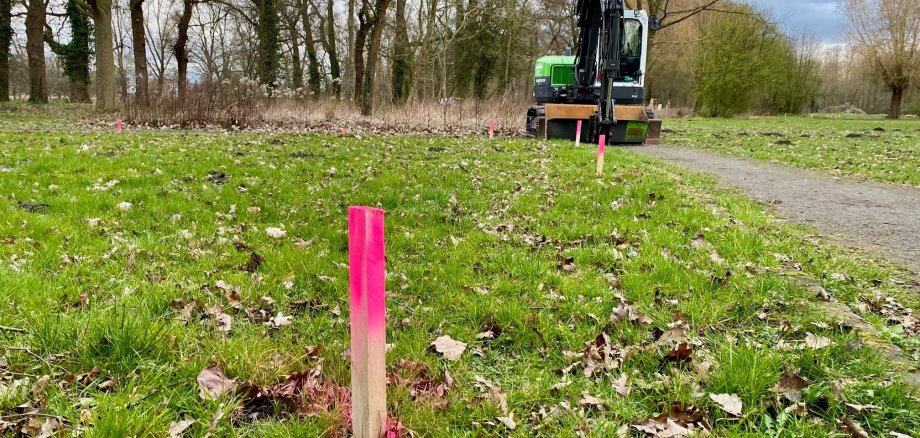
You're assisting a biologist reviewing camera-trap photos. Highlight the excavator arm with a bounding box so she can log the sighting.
[573,0,623,131]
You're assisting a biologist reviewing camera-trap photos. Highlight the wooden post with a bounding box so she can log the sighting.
[349,206,386,438]
[575,120,582,147]
[489,120,495,139]
[596,134,606,175]
[116,119,122,134]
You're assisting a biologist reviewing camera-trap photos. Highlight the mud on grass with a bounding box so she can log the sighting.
[0,128,919,436]
[665,115,920,187]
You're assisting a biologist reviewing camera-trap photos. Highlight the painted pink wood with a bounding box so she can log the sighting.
[575,120,582,147]
[349,206,386,438]
[596,134,606,175]
[116,119,123,134]
[489,120,495,139]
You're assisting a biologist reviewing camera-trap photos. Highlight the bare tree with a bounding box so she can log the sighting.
[173,0,193,101]
[1,0,13,101]
[354,0,392,114]
[145,0,177,95]
[130,0,149,105]
[320,0,340,97]
[25,0,47,102]
[77,0,118,110]
[844,0,920,119]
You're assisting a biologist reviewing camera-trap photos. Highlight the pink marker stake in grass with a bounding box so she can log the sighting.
[348,206,386,438]
[489,120,495,139]
[596,134,606,175]
[116,119,122,134]
[575,120,583,147]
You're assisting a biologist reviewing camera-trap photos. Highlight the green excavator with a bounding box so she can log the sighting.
[525,0,661,144]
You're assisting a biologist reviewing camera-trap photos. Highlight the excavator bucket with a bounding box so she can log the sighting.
[540,104,658,144]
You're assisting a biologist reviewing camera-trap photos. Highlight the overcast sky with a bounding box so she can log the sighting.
[742,0,846,44]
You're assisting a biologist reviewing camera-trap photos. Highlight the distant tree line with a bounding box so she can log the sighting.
[0,0,917,118]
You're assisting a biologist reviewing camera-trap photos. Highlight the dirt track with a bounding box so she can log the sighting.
[635,145,920,275]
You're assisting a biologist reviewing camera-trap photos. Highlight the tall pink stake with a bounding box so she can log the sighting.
[116,119,122,134]
[349,206,386,438]
[596,134,606,175]
[575,120,583,147]
[489,120,495,139]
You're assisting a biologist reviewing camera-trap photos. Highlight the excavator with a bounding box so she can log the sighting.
[525,0,661,144]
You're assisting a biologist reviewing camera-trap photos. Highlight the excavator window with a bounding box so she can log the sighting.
[619,19,642,82]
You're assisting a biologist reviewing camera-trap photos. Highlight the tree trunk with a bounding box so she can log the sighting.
[888,85,903,119]
[257,0,281,89]
[44,0,92,103]
[344,0,354,98]
[91,0,116,110]
[323,0,341,98]
[297,0,320,95]
[390,0,410,103]
[353,1,369,101]
[358,0,392,115]
[285,13,303,90]
[173,0,193,102]
[26,0,47,103]
[0,0,11,101]
[130,0,148,106]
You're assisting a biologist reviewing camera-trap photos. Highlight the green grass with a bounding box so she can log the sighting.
[0,117,919,436]
[665,115,920,187]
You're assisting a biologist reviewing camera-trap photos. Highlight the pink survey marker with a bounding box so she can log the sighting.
[116,119,123,134]
[348,206,387,437]
[596,134,606,174]
[575,120,583,147]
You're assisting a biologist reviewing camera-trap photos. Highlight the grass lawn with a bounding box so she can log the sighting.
[666,115,920,187]
[1,116,919,436]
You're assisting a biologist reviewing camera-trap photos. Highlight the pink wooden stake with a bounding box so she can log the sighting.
[596,134,606,175]
[340,128,347,137]
[349,206,386,438]
[489,120,495,139]
[575,120,583,147]
[116,119,123,134]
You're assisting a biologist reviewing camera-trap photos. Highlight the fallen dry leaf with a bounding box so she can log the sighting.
[845,403,880,413]
[431,335,466,361]
[578,392,604,408]
[197,366,237,400]
[612,373,630,397]
[265,227,287,239]
[805,332,831,349]
[264,312,292,328]
[841,417,869,438]
[632,403,711,437]
[168,418,196,438]
[496,412,517,430]
[709,393,742,417]
[773,372,809,402]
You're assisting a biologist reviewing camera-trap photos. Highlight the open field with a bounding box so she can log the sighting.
[666,116,920,187]
[1,114,919,436]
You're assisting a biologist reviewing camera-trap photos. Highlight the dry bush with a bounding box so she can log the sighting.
[123,81,680,135]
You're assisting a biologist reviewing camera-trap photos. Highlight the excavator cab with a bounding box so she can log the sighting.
[526,7,661,145]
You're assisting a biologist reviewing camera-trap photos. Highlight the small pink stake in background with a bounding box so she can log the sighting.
[349,206,386,438]
[575,120,583,147]
[116,119,122,134]
[488,120,495,139]
[340,128,347,137]
[596,134,606,175]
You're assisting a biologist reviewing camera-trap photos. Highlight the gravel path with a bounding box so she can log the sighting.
[635,145,920,275]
